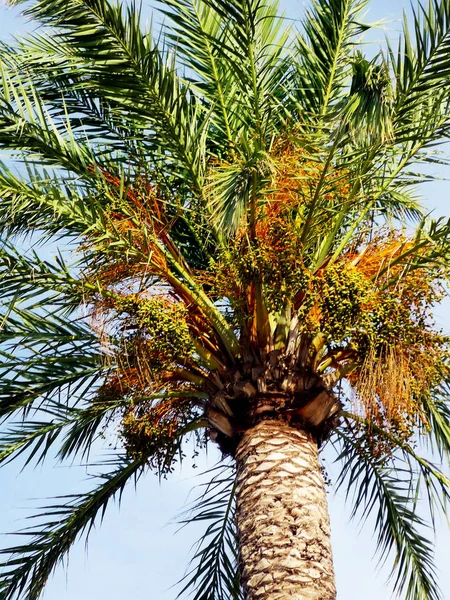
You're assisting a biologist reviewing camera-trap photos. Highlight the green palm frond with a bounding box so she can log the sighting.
[0,57,96,176]
[177,464,242,600]
[421,382,450,460]
[0,400,123,467]
[0,166,97,239]
[292,0,369,122]
[374,216,450,288]
[0,44,145,167]
[157,0,238,146]
[0,457,147,600]
[340,411,450,520]
[207,143,271,234]
[5,0,207,188]
[392,0,450,117]
[0,244,85,302]
[385,0,450,157]
[0,417,69,467]
[344,51,394,142]
[0,317,103,419]
[333,424,445,600]
[0,250,104,418]
[191,0,289,137]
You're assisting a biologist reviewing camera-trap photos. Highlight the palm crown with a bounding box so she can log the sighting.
[1,0,450,599]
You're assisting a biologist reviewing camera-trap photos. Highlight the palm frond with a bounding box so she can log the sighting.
[381,0,450,162]
[207,145,270,234]
[0,289,103,419]
[0,333,103,420]
[157,0,237,146]
[0,243,83,302]
[341,411,450,522]
[392,0,450,119]
[6,0,207,188]
[375,215,450,287]
[0,456,147,600]
[0,404,120,468]
[292,0,369,121]
[0,56,96,176]
[420,382,450,460]
[177,464,243,600]
[333,424,444,600]
[0,417,68,467]
[194,0,289,139]
[0,169,240,369]
[0,39,145,158]
[0,166,95,239]
[344,51,394,142]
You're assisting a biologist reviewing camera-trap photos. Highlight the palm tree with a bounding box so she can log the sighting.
[1,0,450,598]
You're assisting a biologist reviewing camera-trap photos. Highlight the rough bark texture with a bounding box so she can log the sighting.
[235,419,336,600]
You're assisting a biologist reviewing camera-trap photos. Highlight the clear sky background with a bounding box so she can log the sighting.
[0,0,449,599]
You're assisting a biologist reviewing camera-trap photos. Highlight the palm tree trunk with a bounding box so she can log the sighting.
[235,419,336,600]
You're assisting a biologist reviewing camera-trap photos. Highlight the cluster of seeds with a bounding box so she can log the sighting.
[212,222,310,314]
[90,294,197,465]
[121,404,181,473]
[114,295,194,366]
[297,263,375,341]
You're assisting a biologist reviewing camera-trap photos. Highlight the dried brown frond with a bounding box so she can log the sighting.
[262,143,352,220]
[354,346,414,428]
[353,233,413,282]
[351,332,449,442]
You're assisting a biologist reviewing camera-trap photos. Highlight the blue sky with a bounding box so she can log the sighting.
[0,0,449,599]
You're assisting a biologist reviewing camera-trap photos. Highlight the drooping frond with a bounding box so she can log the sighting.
[344,51,394,142]
[177,464,242,600]
[420,381,450,460]
[0,457,147,600]
[0,246,119,465]
[0,398,124,467]
[0,56,96,176]
[0,302,103,419]
[333,424,447,600]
